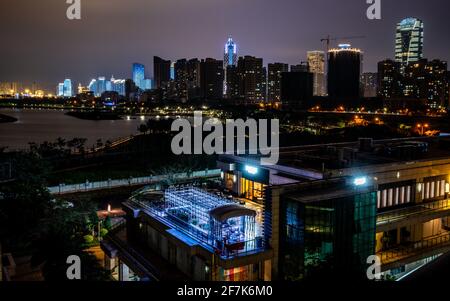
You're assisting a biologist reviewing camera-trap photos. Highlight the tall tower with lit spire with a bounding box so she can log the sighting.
[224,36,237,68]
[223,36,237,96]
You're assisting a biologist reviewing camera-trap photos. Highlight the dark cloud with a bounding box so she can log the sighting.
[0,0,449,92]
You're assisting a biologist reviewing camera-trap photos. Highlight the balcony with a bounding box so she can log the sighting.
[377,199,450,232]
[377,231,450,271]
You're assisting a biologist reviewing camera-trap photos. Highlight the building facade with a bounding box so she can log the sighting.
[327,44,362,102]
[403,59,448,108]
[56,79,72,97]
[395,17,424,73]
[200,58,224,100]
[132,63,146,90]
[237,56,265,103]
[154,56,171,89]
[377,59,403,99]
[218,137,450,280]
[361,72,378,98]
[101,137,450,281]
[226,65,240,100]
[174,59,189,101]
[224,36,238,97]
[307,51,326,97]
[268,63,289,103]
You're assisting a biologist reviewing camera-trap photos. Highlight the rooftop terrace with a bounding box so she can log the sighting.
[129,186,266,259]
[219,136,450,185]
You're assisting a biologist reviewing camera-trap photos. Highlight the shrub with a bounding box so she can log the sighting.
[84,235,94,244]
[104,216,112,230]
[100,228,109,237]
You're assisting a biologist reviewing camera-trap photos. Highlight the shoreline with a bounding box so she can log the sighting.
[65,110,123,121]
[0,113,18,123]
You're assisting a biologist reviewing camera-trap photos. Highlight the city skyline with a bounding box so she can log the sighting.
[1,0,450,92]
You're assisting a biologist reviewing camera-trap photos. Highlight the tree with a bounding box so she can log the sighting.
[138,124,148,135]
[0,152,52,251]
[32,201,110,281]
[103,216,112,230]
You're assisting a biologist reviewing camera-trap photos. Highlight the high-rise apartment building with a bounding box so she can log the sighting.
[237,56,265,103]
[361,72,378,98]
[200,58,224,100]
[175,59,189,100]
[268,63,288,102]
[395,17,424,72]
[225,65,240,99]
[154,56,171,89]
[307,51,326,96]
[377,59,403,99]
[186,58,201,99]
[403,59,448,108]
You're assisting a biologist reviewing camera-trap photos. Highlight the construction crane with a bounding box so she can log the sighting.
[320,35,366,58]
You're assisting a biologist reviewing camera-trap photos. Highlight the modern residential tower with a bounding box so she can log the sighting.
[307,51,326,96]
[377,59,402,99]
[395,17,424,72]
[154,56,171,89]
[200,58,224,100]
[237,56,265,103]
[268,63,288,102]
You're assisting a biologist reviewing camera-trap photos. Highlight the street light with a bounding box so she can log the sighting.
[416,123,430,136]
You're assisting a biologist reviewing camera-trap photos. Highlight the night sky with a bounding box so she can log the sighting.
[1,0,449,92]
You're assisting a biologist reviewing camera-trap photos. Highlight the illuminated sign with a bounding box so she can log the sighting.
[353,177,367,186]
[245,165,258,175]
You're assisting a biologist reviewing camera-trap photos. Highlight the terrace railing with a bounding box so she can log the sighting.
[377,198,450,226]
[48,169,221,195]
[128,197,267,260]
[377,232,450,265]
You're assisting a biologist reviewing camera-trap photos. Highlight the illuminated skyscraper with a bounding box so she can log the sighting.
[395,17,424,72]
[224,36,237,96]
[142,79,152,90]
[170,62,175,81]
[88,79,98,96]
[132,63,146,90]
[307,51,326,96]
[57,83,64,97]
[110,76,126,96]
[63,79,73,97]
[224,36,237,68]
[97,77,107,95]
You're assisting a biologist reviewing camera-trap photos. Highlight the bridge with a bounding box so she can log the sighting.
[48,169,222,195]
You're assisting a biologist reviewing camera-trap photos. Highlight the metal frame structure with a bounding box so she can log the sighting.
[132,186,263,256]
